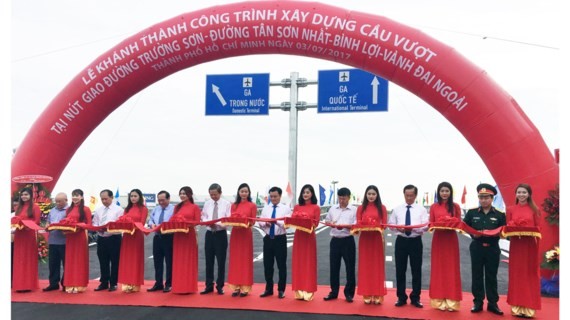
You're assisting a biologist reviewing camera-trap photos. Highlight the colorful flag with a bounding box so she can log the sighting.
[328,185,334,205]
[115,188,120,206]
[461,185,467,204]
[492,185,505,211]
[89,195,97,212]
[318,184,326,206]
[433,190,438,203]
[286,182,293,203]
[255,192,262,206]
[264,185,270,204]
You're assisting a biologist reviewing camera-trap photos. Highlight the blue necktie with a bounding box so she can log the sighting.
[405,205,411,236]
[270,205,277,239]
[158,207,165,224]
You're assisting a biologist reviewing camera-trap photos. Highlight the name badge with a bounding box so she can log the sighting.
[490,217,497,221]
[473,217,480,220]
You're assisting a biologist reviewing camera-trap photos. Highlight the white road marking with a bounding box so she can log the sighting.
[385,256,393,262]
[253,225,328,262]
[386,242,393,246]
[385,281,393,288]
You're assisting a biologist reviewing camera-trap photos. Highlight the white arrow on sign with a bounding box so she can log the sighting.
[211,84,227,106]
[371,77,380,105]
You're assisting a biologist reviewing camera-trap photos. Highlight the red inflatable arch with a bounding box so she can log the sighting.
[12,1,558,262]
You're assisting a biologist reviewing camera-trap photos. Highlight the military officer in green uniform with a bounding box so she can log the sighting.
[463,183,506,316]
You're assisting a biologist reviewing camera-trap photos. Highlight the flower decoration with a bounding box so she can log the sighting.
[116,215,134,223]
[436,215,460,223]
[361,216,378,226]
[541,246,560,270]
[507,217,528,227]
[37,202,55,227]
[542,184,559,225]
[13,183,54,227]
[11,216,23,225]
[58,217,78,225]
[37,234,48,264]
[169,215,186,223]
[231,211,246,218]
[292,211,309,219]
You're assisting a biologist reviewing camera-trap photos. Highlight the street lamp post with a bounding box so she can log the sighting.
[331,180,339,205]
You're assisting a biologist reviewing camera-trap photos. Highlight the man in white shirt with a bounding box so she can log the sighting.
[257,186,292,299]
[92,189,124,292]
[200,183,231,295]
[146,190,175,293]
[388,185,429,308]
[323,187,357,303]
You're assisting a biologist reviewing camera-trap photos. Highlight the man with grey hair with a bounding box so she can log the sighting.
[200,183,231,295]
[43,192,68,291]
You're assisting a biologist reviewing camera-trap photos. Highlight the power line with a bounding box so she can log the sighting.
[417,25,558,50]
[12,31,137,63]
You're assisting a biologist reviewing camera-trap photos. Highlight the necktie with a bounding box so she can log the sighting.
[102,206,109,225]
[158,207,165,224]
[212,201,218,230]
[270,205,277,239]
[405,205,411,236]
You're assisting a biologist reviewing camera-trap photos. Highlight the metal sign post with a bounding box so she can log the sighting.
[269,72,317,206]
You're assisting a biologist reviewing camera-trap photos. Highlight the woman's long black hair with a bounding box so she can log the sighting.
[437,182,456,217]
[361,185,384,223]
[298,184,318,205]
[16,187,34,219]
[234,183,252,204]
[125,188,144,213]
[175,186,194,213]
[66,189,87,222]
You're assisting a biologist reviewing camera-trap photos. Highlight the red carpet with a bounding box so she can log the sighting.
[12,280,559,319]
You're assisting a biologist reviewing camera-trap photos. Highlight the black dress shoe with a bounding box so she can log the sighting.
[15,289,31,293]
[94,284,109,291]
[411,301,423,308]
[147,285,164,292]
[239,292,248,297]
[394,300,407,307]
[345,296,354,303]
[108,285,117,292]
[487,304,504,315]
[323,293,338,301]
[278,291,285,299]
[231,290,240,297]
[217,288,224,295]
[163,286,171,293]
[43,285,59,292]
[260,291,273,298]
[471,304,483,313]
[200,288,213,295]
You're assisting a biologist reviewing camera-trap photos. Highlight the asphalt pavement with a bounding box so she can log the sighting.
[16,222,510,320]
[34,223,509,295]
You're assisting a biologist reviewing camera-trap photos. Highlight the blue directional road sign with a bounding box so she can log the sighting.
[205,73,270,115]
[142,193,156,204]
[318,69,388,113]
